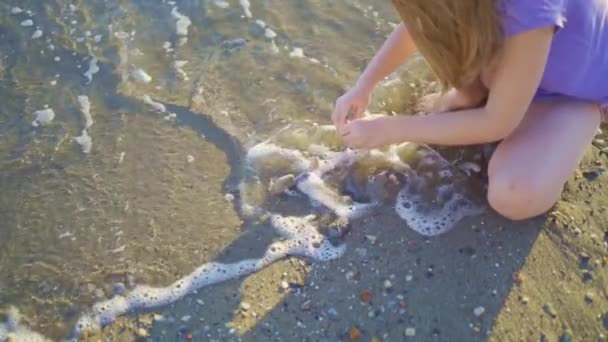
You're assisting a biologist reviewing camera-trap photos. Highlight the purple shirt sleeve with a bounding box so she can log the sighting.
[500,0,568,37]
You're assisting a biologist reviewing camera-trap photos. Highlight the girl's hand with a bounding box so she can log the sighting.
[340,117,389,149]
[331,85,371,132]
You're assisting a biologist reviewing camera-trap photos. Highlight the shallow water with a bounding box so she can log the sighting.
[0,1,483,340]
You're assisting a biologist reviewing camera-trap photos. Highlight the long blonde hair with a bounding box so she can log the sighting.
[391,0,503,90]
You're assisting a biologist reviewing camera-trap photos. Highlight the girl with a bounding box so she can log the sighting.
[332,0,608,221]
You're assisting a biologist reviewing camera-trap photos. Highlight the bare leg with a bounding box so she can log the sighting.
[487,99,601,220]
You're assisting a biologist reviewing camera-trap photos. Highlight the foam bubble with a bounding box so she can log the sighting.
[142,95,167,113]
[78,95,93,129]
[32,108,55,127]
[239,0,252,18]
[31,29,43,39]
[83,56,99,83]
[71,212,343,337]
[396,180,484,236]
[130,66,152,83]
[171,7,192,37]
[74,130,92,153]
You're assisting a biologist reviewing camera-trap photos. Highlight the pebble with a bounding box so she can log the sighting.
[383,280,393,290]
[32,29,43,39]
[543,303,557,318]
[300,300,311,311]
[520,296,529,304]
[365,235,377,244]
[181,315,191,322]
[405,274,413,282]
[11,7,23,14]
[21,19,34,27]
[224,193,235,201]
[404,327,416,337]
[512,272,524,284]
[135,327,148,338]
[112,282,126,295]
[584,292,594,303]
[559,329,573,342]
[327,307,338,317]
[359,289,372,304]
[187,155,195,163]
[349,327,362,341]
[240,302,251,311]
[280,280,289,290]
[473,306,485,317]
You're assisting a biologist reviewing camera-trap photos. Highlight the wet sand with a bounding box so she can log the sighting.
[0,1,607,341]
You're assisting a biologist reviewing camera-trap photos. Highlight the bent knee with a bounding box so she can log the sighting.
[487,175,560,221]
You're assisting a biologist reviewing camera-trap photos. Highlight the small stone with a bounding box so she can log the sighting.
[240,302,251,311]
[135,328,148,338]
[187,155,195,163]
[543,303,557,318]
[349,327,362,341]
[327,307,338,317]
[280,280,289,290]
[512,272,524,284]
[383,280,393,290]
[405,274,413,282]
[404,327,416,337]
[345,271,359,281]
[473,306,485,317]
[559,329,573,342]
[300,300,311,311]
[21,19,34,27]
[32,29,43,39]
[365,235,377,244]
[224,193,235,201]
[181,315,191,322]
[112,282,126,295]
[520,296,529,304]
[584,292,594,303]
[359,289,372,304]
[11,7,23,14]
[582,271,593,283]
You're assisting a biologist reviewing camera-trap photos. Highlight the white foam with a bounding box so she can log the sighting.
[289,47,305,58]
[395,184,484,236]
[31,29,43,39]
[246,143,311,176]
[214,0,230,9]
[0,307,52,342]
[173,60,188,80]
[296,172,377,220]
[239,0,252,18]
[77,95,93,129]
[130,67,152,83]
[83,56,99,83]
[74,130,92,154]
[264,28,277,39]
[72,213,343,336]
[73,96,93,154]
[31,108,55,127]
[171,7,192,37]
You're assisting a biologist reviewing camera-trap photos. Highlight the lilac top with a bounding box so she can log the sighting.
[500,0,608,104]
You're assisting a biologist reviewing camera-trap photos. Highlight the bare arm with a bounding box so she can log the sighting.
[355,22,417,93]
[341,26,555,147]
